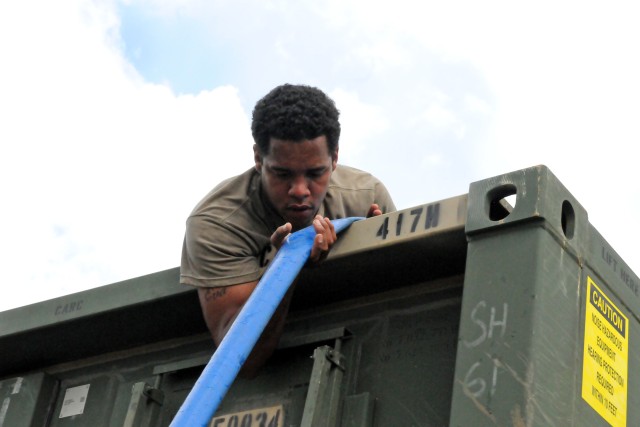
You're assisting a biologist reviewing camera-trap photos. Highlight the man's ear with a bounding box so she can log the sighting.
[331,146,339,171]
[253,144,262,172]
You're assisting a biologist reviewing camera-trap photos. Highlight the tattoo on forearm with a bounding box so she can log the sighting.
[204,287,227,302]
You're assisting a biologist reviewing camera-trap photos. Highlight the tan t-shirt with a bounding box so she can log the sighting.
[180,165,395,288]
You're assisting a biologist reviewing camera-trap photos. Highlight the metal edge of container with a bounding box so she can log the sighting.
[0,195,469,378]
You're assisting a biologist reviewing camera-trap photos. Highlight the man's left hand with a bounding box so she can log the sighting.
[308,215,337,264]
[367,203,383,217]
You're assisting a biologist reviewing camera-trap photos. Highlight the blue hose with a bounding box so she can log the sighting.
[170,217,363,427]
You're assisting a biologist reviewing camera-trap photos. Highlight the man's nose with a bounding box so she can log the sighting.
[289,176,310,198]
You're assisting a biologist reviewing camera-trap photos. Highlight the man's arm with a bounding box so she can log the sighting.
[197,280,293,378]
[196,215,337,378]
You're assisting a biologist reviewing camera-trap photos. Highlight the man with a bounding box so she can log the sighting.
[180,84,395,377]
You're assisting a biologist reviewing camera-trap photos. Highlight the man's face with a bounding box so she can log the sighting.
[254,136,338,231]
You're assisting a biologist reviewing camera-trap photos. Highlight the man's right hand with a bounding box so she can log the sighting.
[270,222,292,250]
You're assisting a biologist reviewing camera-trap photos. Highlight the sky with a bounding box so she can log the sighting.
[1,0,639,312]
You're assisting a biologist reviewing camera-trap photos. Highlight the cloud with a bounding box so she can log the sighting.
[423,104,464,135]
[329,88,390,161]
[0,0,252,310]
[2,0,639,312]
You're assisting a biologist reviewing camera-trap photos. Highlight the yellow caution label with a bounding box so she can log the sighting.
[582,277,628,427]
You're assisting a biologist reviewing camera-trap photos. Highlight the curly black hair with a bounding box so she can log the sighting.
[251,84,340,155]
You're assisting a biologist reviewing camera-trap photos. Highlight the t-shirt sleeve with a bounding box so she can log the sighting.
[374,180,396,214]
[180,215,266,288]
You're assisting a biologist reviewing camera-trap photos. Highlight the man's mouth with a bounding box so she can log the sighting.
[287,203,313,211]
[286,205,314,227]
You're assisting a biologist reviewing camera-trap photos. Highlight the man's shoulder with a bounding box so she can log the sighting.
[189,168,260,221]
[325,164,395,217]
[330,164,381,189]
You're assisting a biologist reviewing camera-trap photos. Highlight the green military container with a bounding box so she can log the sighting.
[0,165,637,426]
